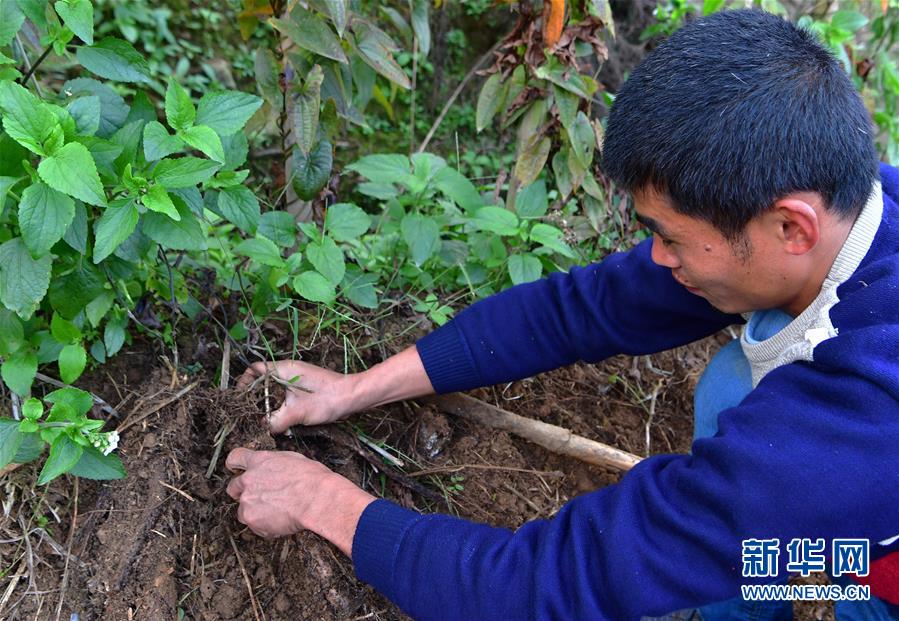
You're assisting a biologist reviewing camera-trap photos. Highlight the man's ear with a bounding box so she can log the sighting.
[771,197,820,255]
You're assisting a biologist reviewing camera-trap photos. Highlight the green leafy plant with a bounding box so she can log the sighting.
[0,386,124,484]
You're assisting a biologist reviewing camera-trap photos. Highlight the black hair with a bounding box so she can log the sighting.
[601,9,880,240]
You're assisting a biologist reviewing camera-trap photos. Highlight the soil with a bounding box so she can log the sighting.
[0,320,835,621]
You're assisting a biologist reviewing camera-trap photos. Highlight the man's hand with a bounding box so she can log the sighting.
[225,448,375,556]
[237,346,436,434]
[237,360,356,433]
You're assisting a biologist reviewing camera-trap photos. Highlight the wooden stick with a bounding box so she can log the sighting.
[429,394,642,471]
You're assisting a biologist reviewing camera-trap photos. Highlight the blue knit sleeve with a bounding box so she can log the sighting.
[416,239,740,393]
[352,359,899,619]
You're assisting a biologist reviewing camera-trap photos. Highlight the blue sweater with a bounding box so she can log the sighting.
[351,163,899,619]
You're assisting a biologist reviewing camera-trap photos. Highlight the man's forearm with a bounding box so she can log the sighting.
[348,345,435,411]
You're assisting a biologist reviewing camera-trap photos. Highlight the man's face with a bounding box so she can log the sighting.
[633,187,791,315]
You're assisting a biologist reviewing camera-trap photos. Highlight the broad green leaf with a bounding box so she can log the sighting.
[76,37,151,84]
[37,434,83,485]
[143,121,183,161]
[69,445,125,479]
[355,21,411,89]
[324,202,370,241]
[324,0,347,37]
[401,214,440,266]
[476,73,504,133]
[58,342,86,383]
[127,90,156,125]
[340,266,378,308]
[346,153,411,185]
[93,198,138,263]
[473,206,520,236]
[701,0,725,15]
[292,140,332,201]
[61,199,86,253]
[554,85,578,131]
[552,149,573,199]
[63,78,128,138]
[306,235,345,285]
[273,7,347,63]
[45,386,93,414]
[165,80,195,131]
[568,111,595,168]
[831,10,867,33]
[18,182,75,257]
[180,125,224,162]
[55,0,93,44]
[0,419,23,468]
[195,91,263,137]
[152,157,221,189]
[529,222,576,258]
[38,141,106,206]
[293,65,323,155]
[216,185,260,234]
[90,340,105,363]
[254,48,281,107]
[235,237,285,268]
[51,313,81,344]
[67,95,101,136]
[258,211,297,247]
[0,0,25,46]
[1,349,37,396]
[0,238,52,320]
[293,270,336,303]
[411,0,430,56]
[47,265,104,318]
[433,167,483,212]
[534,61,596,100]
[85,291,114,327]
[513,135,551,186]
[104,314,126,356]
[22,397,42,420]
[0,175,21,216]
[0,308,24,355]
[220,132,249,171]
[141,198,207,250]
[14,0,47,30]
[142,184,180,221]
[508,254,543,285]
[13,432,42,463]
[515,180,548,219]
[0,81,57,155]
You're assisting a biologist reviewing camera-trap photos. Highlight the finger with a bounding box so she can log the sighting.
[226,475,244,500]
[268,404,294,434]
[250,527,273,539]
[226,447,255,472]
[236,362,270,389]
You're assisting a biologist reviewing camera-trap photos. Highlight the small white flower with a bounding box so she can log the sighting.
[103,431,119,456]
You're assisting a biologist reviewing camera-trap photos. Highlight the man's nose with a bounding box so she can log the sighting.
[650,234,680,269]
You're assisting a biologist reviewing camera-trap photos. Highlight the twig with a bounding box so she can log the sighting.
[159,480,195,502]
[34,372,120,419]
[206,422,234,479]
[220,339,231,392]
[228,534,263,621]
[293,427,449,507]
[54,479,78,621]
[10,392,21,421]
[0,557,27,614]
[417,41,501,153]
[19,43,51,87]
[116,381,199,434]
[429,394,642,471]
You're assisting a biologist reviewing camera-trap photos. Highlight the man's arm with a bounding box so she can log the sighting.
[350,361,899,619]
[415,238,740,394]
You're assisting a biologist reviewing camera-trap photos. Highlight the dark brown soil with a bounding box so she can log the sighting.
[0,325,833,621]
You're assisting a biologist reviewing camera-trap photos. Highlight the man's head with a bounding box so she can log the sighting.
[601,9,880,315]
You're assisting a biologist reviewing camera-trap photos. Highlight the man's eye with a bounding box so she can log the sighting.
[660,237,674,247]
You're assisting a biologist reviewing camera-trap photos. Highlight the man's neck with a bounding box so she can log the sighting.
[781,216,856,318]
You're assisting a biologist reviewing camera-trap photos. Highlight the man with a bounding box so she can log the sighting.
[225,9,899,620]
